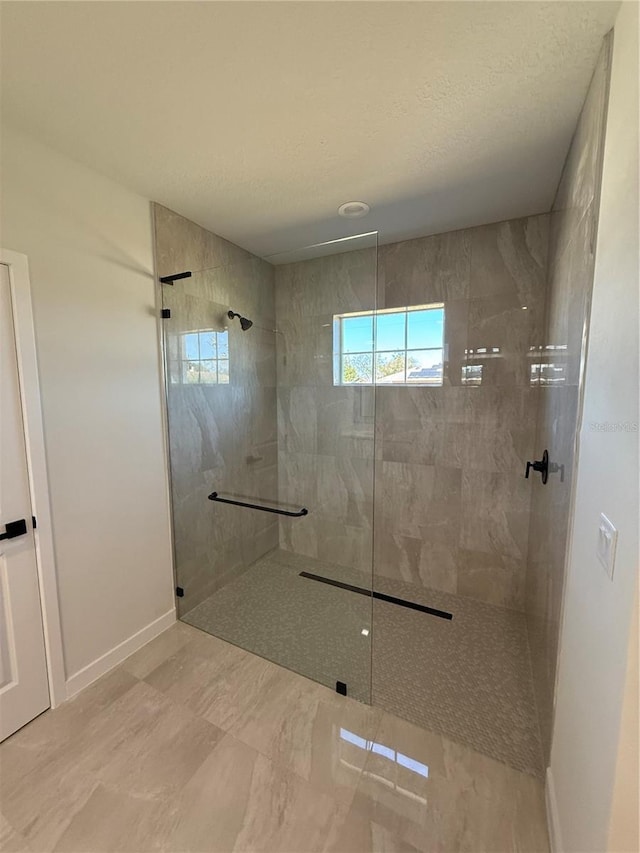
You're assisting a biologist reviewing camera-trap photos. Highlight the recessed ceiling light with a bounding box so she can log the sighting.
[338,201,370,218]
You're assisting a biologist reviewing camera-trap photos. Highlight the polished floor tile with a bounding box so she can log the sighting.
[0,622,549,852]
[184,549,543,776]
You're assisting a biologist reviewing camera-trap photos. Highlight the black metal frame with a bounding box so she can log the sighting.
[208,492,308,517]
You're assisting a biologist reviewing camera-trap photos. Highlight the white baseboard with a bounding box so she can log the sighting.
[65,608,176,699]
[546,765,562,853]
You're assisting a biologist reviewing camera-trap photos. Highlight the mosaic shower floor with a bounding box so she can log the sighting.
[182,549,544,778]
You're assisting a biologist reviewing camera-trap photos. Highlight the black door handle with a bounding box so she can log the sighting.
[0,519,28,541]
[525,450,549,484]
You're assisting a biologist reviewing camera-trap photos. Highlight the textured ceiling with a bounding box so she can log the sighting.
[1,1,619,257]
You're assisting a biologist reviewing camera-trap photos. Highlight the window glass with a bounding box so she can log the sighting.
[342,315,374,354]
[407,308,444,350]
[176,329,230,385]
[376,312,406,351]
[335,304,444,386]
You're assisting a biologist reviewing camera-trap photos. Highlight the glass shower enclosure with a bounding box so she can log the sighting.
[158,225,378,702]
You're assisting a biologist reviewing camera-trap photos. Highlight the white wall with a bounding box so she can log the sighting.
[0,126,175,690]
[549,4,639,852]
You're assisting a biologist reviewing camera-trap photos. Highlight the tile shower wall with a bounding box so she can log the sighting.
[275,215,548,611]
[154,204,278,616]
[525,37,612,759]
[275,248,377,578]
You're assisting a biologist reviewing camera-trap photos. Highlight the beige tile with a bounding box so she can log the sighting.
[225,666,381,805]
[143,631,254,721]
[0,667,139,794]
[0,620,549,853]
[162,733,347,853]
[52,784,169,853]
[351,712,548,853]
[84,682,225,800]
[0,812,33,853]
[523,35,611,766]
[0,757,98,852]
[327,806,422,853]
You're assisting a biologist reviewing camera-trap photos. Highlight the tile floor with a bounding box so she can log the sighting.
[0,622,549,853]
[184,549,543,777]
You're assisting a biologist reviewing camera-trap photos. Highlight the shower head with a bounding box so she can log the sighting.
[227,310,253,331]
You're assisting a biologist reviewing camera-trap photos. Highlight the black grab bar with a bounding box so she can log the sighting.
[208,492,308,517]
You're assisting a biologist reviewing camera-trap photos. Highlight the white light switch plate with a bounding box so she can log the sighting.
[597,513,618,580]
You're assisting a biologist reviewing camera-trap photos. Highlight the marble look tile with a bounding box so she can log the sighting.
[457,549,526,611]
[0,813,32,853]
[468,215,548,306]
[155,204,251,278]
[222,667,381,804]
[376,462,462,543]
[374,533,458,594]
[0,671,155,850]
[379,228,471,308]
[277,386,318,453]
[143,630,255,721]
[279,512,319,559]
[553,39,610,241]
[523,38,611,764]
[543,202,594,388]
[1,620,549,853]
[349,714,450,850]
[461,470,531,562]
[375,387,446,466]
[82,684,224,802]
[275,248,377,319]
[1,763,97,853]
[466,296,540,387]
[327,807,422,853]
[276,314,335,388]
[161,734,347,853]
[0,667,139,782]
[316,387,375,459]
[52,784,169,853]
[316,519,374,573]
[316,454,374,526]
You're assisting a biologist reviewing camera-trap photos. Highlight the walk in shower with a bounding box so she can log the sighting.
[155,204,546,778]
[154,37,609,782]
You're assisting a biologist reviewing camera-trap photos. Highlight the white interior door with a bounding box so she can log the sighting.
[0,263,50,741]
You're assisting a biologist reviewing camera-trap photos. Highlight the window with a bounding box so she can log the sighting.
[175,329,229,385]
[334,304,444,386]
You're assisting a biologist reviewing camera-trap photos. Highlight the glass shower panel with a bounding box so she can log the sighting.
[161,256,279,624]
[159,232,377,703]
[268,232,378,702]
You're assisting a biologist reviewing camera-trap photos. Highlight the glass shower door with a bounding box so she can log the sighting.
[157,221,377,703]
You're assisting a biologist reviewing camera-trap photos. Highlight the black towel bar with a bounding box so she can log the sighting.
[208,492,308,518]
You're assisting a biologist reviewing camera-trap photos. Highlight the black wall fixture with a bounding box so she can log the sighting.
[159,271,192,284]
[526,449,549,483]
[525,449,565,484]
[208,492,308,517]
